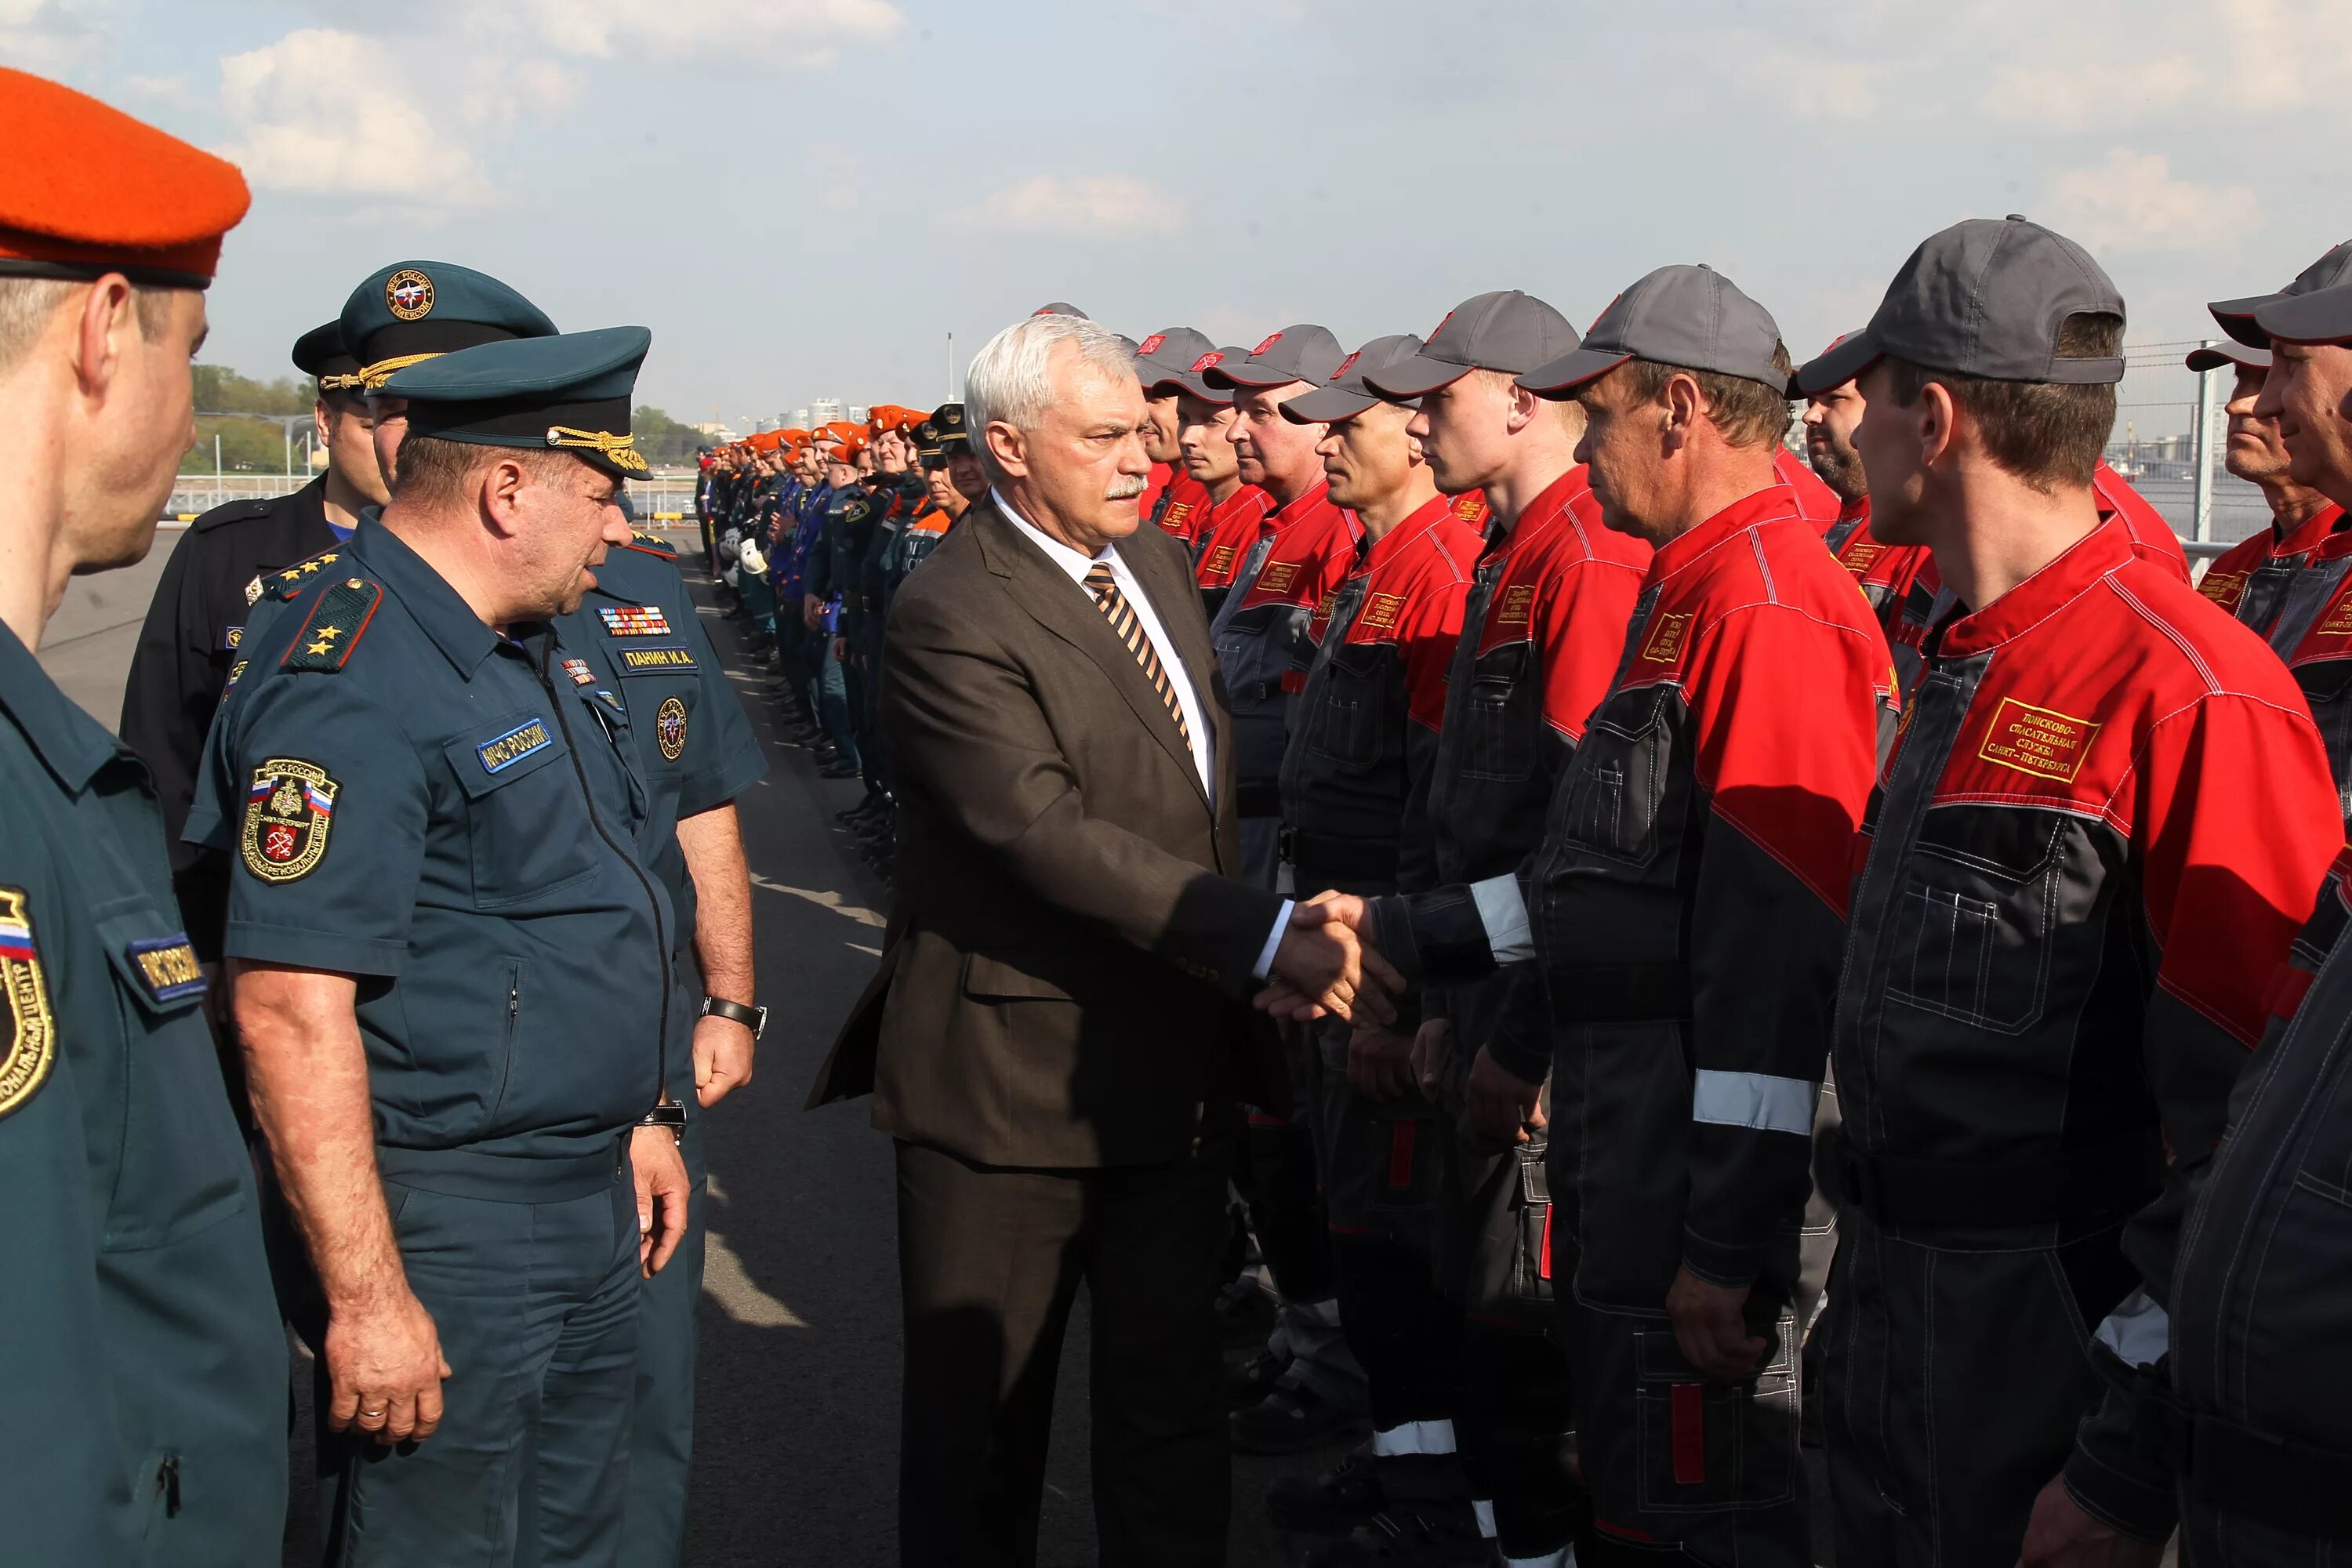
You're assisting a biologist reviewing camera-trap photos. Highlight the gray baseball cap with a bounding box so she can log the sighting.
[1520,263,1789,397]
[1809,216,2125,392]
[2213,243,2352,347]
[1363,290,1579,399]
[2185,341,2270,373]
[1204,323,1346,392]
[1031,300,1089,319]
[1160,344,1247,405]
[1282,335,1425,423]
[1134,326,1218,392]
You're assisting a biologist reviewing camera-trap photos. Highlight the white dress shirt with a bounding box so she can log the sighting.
[993,489,1293,978]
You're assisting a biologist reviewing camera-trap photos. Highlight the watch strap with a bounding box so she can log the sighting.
[701,996,766,1038]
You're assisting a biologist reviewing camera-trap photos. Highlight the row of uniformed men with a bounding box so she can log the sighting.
[697,399,987,875]
[814,234,2352,1567]
[5,69,768,1568]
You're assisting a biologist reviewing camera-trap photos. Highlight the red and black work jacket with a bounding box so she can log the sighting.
[2195,502,2346,641]
[1192,484,1275,616]
[1276,492,1485,896]
[1775,446,1845,534]
[1381,482,1891,1298]
[2259,521,2352,820]
[1138,460,1174,523]
[1824,495,1932,630]
[1833,512,2340,1536]
[1424,467,1650,886]
[1149,466,1212,549]
[1210,484,1360,807]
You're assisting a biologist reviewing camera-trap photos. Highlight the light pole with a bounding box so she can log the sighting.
[2191,339,2221,543]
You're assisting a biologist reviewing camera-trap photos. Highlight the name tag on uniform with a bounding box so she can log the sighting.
[617,644,696,673]
[125,935,206,1005]
[597,604,673,637]
[477,720,554,775]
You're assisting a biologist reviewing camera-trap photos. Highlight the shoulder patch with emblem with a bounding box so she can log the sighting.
[268,549,343,599]
[282,578,383,673]
[243,574,265,607]
[0,887,56,1119]
[241,760,338,882]
[598,604,673,637]
[655,695,689,761]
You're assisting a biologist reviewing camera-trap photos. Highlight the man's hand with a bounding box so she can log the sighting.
[1664,1266,1768,1381]
[1348,1024,1416,1102]
[325,1288,450,1447]
[2015,1475,2165,1568]
[1410,1017,1450,1098]
[1465,1044,1544,1142]
[1269,910,1360,1022]
[833,634,850,663]
[692,1013,755,1108]
[802,593,823,630]
[632,1126,691,1279]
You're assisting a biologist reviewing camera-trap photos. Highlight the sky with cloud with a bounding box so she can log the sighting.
[5,0,2347,426]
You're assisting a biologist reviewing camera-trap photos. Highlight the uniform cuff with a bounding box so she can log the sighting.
[224,920,405,978]
[1679,1229,1765,1290]
[1253,900,1294,982]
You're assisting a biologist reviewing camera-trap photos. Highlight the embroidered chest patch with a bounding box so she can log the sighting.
[2199,571,2249,612]
[1976,698,2100,784]
[477,720,553,775]
[598,604,673,637]
[125,935,205,1005]
[619,644,696,672]
[1356,593,1407,634]
[1493,583,1537,627]
[1639,612,1693,664]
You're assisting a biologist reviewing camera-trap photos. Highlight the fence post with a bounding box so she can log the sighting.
[2191,339,2220,543]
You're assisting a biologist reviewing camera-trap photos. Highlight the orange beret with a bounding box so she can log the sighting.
[827,434,868,463]
[780,426,811,444]
[820,420,863,447]
[0,67,250,285]
[749,430,781,452]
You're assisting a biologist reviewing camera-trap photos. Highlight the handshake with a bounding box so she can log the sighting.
[1255,891,1399,1025]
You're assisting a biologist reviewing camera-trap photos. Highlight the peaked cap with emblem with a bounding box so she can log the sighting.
[916,401,969,460]
[0,66,250,287]
[291,320,360,387]
[382,325,654,479]
[332,260,558,393]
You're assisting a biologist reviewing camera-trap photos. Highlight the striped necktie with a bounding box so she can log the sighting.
[1083,561,1191,744]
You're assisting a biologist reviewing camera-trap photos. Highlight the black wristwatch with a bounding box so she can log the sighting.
[701,995,767,1040]
[637,1097,688,1142]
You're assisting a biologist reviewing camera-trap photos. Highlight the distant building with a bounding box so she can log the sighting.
[848,405,869,423]
[691,421,731,437]
[789,407,810,431]
[810,397,844,427]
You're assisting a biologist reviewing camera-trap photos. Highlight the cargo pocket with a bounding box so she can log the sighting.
[1461,642,1535,783]
[1632,1320,1800,1512]
[1303,644,1389,768]
[1509,1138,1555,1308]
[443,711,600,909]
[1887,804,2066,1033]
[1555,684,1670,867]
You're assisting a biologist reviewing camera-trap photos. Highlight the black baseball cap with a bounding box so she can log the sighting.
[1160,345,1246,405]
[1795,216,2124,396]
[2213,242,2352,348]
[1134,326,1218,394]
[2186,341,2270,373]
[1203,324,1346,391]
[1283,335,1425,423]
[1522,264,1789,397]
[292,320,358,385]
[1363,291,1578,398]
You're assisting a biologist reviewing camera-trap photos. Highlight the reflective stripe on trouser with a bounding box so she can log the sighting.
[1818,1203,2132,1567]
[1308,1018,1461,1441]
[619,1108,706,1568]
[321,1171,641,1568]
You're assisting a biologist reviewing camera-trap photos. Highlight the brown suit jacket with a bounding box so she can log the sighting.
[806,499,1288,1167]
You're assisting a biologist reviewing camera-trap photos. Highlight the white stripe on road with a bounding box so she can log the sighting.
[750,873,885,928]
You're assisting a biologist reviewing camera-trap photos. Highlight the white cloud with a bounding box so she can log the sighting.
[460,56,583,133]
[943,176,1184,241]
[1981,52,2203,132]
[213,29,489,205]
[2044,148,2259,253]
[0,0,108,70]
[500,0,902,66]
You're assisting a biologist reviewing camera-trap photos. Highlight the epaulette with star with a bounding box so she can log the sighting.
[280,575,383,673]
[624,529,677,559]
[267,547,345,600]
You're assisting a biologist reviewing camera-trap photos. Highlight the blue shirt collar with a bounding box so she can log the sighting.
[348,510,505,679]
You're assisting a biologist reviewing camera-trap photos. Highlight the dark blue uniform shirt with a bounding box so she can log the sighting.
[0,620,285,1564]
[187,514,674,1190]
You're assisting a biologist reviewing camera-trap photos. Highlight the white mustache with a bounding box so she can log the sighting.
[1107,474,1147,500]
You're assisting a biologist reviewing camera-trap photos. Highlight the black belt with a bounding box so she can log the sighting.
[1278,825,1398,884]
[2185,1412,2352,1540]
[1547,961,1692,1023]
[1236,780,1283,820]
[1837,1125,2160,1228]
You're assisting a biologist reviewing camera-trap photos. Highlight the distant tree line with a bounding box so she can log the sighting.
[180,364,709,474]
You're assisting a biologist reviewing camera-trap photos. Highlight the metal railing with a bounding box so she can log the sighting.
[2109,339,2270,548]
[164,472,704,524]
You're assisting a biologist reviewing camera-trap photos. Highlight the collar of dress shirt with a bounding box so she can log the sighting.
[993,487,1110,585]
